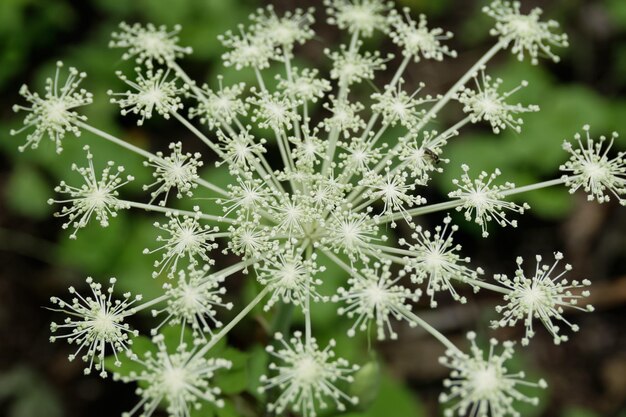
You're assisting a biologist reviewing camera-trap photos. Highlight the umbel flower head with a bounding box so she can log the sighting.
[143,141,203,205]
[439,332,547,417]
[449,165,530,237]
[154,265,233,339]
[11,61,92,153]
[457,71,539,134]
[49,145,133,239]
[109,22,192,67]
[49,277,140,378]
[109,68,184,126]
[144,211,219,278]
[560,125,626,205]
[388,8,457,62]
[484,0,568,64]
[400,215,484,308]
[260,332,360,417]
[333,260,421,340]
[117,335,231,417]
[492,252,594,345]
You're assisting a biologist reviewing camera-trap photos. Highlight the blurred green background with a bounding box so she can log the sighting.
[1,0,626,416]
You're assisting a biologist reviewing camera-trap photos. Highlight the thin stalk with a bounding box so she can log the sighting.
[124,200,234,224]
[398,306,463,355]
[171,111,224,157]
[378,177,566,224]
[194,287,270,358]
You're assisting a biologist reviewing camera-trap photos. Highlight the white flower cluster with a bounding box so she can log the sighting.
[11,1,618,417]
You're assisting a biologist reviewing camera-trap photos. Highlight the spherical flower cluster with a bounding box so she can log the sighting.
[389,8,457,62]
[144,141,203,205]
[449,164,530,237]
[109,22,192,67]
[144,212,220,278]
[333,260,420,340]
[154,265,233,338]
[260,332,359,417]
[11,61,93,153]
[117,336,231,417]
[49,145,133,239]
[325,0,392,37]
[457,71,539,134]
[439,332,547,417]
[109,68,184,125]
[49,277,140,377]
[560,125,626,205]
[492,252,594,345]
[400,215,484,307]
[483,0,568,64]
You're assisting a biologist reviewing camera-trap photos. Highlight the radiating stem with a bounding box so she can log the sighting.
[78,121,229,197]
[124,200,234,224]
[194,286,270,359]
[377,177,567,224]
[398,306,463,355]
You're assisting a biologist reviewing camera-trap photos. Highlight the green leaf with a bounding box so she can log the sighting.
[342,372,425,417]
[214,348,249,394]
[349,361,381,410]
[4,162,53,219]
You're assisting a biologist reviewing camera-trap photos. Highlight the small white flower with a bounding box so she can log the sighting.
[457,72,539,134]
[328,46,390,87]
[333,260,421,340]
[439,332,547,417]
[322,98,365,137]
[109,68,184,125]
[49,277,140,377]
[49,145,133,239]
[219,25,276,70]
[292,134,327,167]
[277,67,331,103]
[389,8,456,61]
[483,0,568,64]
[227,221,275,258]
[400,215,484,307]
[143,142,203,205]
[11,61,92,153]
[251,5,315,49]
[325,0,392,37]
[396,129,451,185]
[188,77,248,129]
[338,136,383,174]
[249,90,300,131]
[218,177,274,219]
[109,22,192,67]
[323,210,382,262]
[260,331,360,417]
[560,125,626,205]
[449,164,530,237]
[492,252,594,345]
[216,128,267,173]
[144,212,219,278]
[361,168,426,225]
[371,80,435,128]
[155,265,233,339]
[256,244,326,310]
[118,336,231,417]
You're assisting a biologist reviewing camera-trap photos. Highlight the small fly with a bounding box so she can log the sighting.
[423,147,440,164]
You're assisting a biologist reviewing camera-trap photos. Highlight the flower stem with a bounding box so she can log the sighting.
[123,200,234,224]
[195,286,270,358]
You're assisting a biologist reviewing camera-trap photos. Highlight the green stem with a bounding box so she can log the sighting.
[195,286,270,359]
